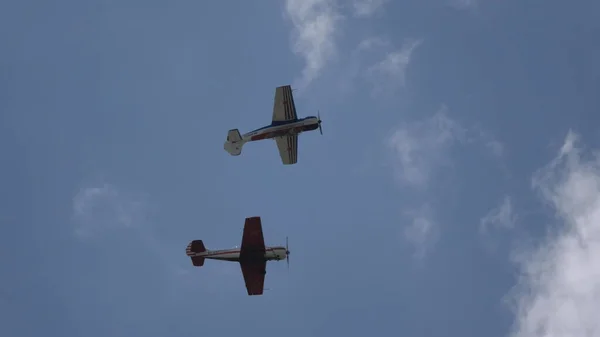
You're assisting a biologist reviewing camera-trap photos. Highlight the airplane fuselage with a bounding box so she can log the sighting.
[187,246,287,262]
[242,116,320,142]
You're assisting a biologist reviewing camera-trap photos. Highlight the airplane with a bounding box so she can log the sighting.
[223,85,323,165]
[185,216,290,296]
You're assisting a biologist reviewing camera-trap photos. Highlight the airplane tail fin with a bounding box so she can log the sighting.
[186,240,207,267]
[224,129,244,156]
[227,129,242,142]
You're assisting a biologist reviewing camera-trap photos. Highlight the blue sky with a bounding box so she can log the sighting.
[2,0,600,336]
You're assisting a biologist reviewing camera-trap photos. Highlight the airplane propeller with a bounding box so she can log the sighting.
[286,236,290,270]
[317,110,323,135]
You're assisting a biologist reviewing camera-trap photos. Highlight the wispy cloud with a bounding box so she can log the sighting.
[71,183,148,238]
[332,36,392,96]
[71,182,197,288]
[387,105,507,189]
[486,139,505,158]
[508,130,600,337]
[480,195,516,235]
[284,0,342,89]
[387,105,466,189]
[357,36,390,51]
[366,39,422,96]
[387,108,462,259]
[472,125,506,160]
[352,0,389,17]
[387,106,507,259]
[403,205,439,259]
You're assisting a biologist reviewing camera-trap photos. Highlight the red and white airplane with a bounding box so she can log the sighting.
[185,216,290,296]
[224,85,323,165]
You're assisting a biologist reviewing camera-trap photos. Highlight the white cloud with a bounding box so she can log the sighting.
[72,183,148,238]
[366,39,422,95]
[508,130,600,337]
[352,0,389,17]
[480,195,516,234]
[387,106,466,188]
[403,205,439,259]
[285,0,342,89]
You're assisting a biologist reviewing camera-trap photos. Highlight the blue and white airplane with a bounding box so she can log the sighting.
[224,85,323,165]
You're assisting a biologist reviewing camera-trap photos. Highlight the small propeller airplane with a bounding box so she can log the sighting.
[185,216,290,296]
[224,84,323,165]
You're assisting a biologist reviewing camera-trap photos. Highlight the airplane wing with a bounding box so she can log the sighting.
[239,217,267,296]
[239,260,267,296]
[275,135,298,165]
[272,85,298,123]
[240,216,266,256]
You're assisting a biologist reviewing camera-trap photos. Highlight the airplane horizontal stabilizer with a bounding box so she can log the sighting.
[224,129,244,156]
[187,240,207,267]
[191,256,205,267]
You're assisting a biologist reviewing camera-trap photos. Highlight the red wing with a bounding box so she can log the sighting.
[240,217,266,255]
[239,217,267,295]
[240,261,266,296]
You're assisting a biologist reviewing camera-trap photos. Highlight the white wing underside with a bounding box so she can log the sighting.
[275,135,298,165]
[272,85,298,122]
[272,85,299,165]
